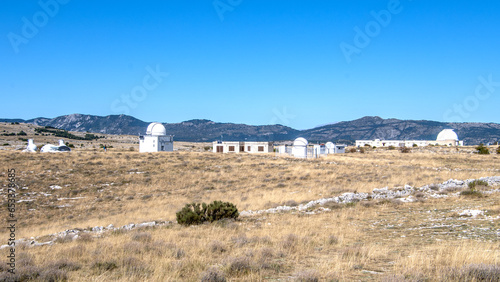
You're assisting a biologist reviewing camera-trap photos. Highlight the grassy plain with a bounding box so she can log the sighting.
[0,124,499,281]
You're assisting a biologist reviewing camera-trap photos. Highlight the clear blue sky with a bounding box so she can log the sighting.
[1,0,500,129]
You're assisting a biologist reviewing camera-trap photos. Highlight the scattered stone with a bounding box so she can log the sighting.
[240,176,500,217]
[459,210,484,218]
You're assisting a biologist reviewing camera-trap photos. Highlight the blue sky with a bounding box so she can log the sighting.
[1,0,500,129]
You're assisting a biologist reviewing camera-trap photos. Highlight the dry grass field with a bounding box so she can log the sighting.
[1,124,499,281]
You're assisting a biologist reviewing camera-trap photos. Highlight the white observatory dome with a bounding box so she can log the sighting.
[293,137,308,147]
[436,129,458,141]
[146,122,166,136]
[325,142,334,149]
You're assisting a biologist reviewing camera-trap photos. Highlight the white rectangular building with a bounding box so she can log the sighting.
[212,141,273,153]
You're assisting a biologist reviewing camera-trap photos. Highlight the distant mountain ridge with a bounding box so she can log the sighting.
[1,114,500,145]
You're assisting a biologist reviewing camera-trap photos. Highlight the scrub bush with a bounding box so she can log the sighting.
[176,201,239,225]
[475,143,489,154]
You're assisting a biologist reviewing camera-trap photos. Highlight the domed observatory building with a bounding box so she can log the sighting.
[292,137,308,158]
[40,140,71,153]
[433,129,463,146]
[139,122,174,152]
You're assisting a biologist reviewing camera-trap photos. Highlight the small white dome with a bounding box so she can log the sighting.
[293,137,308,147]
[436,129,458,141]
[146,122,166,136]
[325,142,334,148]
[40,144,58,153]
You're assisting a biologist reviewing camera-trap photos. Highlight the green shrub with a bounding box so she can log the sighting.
[412,143,418,147]
[176,203,206,225]
[460,180,488,197]
[388,145,396,150]
[497,146,500,154]
[17,131,27,136]
[176,201,239,226]
[205,201,239,222]
[475,143,490,154]
[468,180,488,191]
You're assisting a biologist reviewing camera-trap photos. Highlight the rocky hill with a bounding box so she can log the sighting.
[2,114,499,144]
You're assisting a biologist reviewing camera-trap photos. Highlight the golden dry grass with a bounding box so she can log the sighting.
[1,131,500,280]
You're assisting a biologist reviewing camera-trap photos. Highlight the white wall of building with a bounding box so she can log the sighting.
[356,129,464,148]
[212,141,272,153]
[139,135,174,152]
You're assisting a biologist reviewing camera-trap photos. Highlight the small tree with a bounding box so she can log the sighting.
[475,143,490,155]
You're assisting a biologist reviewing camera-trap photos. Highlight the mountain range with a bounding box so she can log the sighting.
[2,114,500,145]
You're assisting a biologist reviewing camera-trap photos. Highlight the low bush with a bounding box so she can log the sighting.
[209,240,227,253]
[460,190,483,197]
[468,180,488,190]
[176,201,239,225]
[460,180,486,197]
[227,256,252,275]
[200,266,226,282]
[497,146,500,154]
[400,147,411,153]
[475,143,490,154]
[295,269,320,282]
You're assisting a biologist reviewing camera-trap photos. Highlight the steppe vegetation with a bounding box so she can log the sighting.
[1,129,500,280]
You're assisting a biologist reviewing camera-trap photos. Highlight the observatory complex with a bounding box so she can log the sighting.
[355,129,464,148]
[276,138,346,158]
[139,122,174,152]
